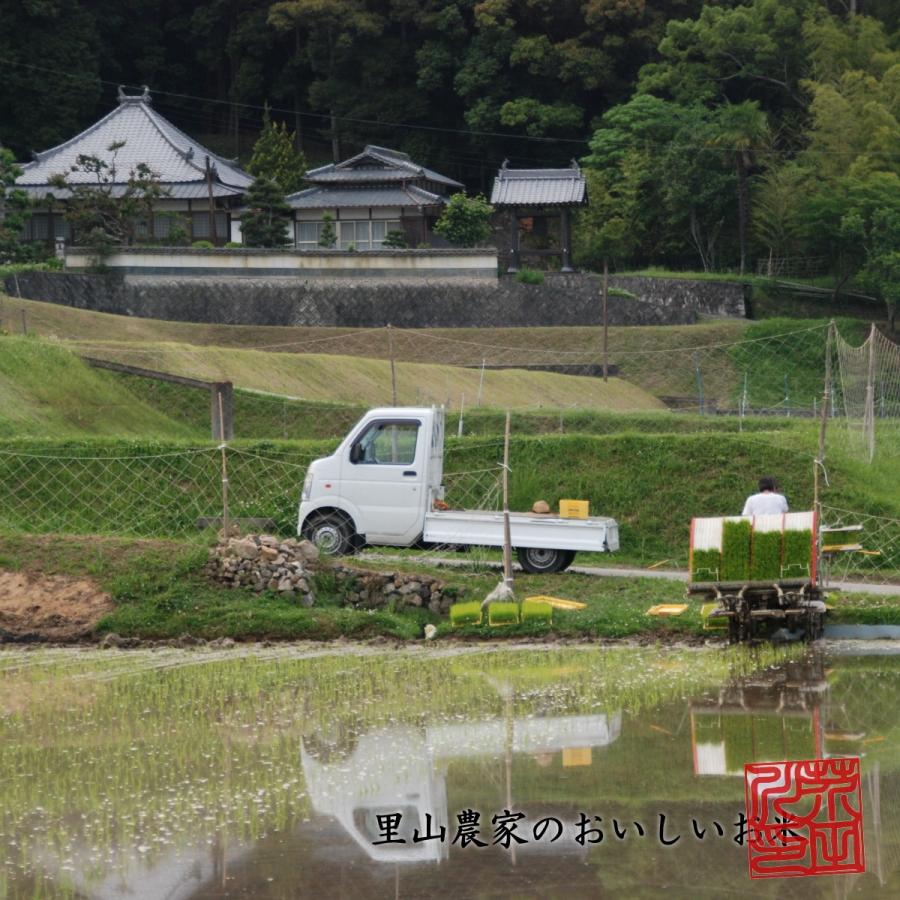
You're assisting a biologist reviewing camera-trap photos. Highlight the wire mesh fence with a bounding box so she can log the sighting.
[1,319,898,585]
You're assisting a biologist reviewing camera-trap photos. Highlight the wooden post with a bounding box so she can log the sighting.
[205,156,219,246]
[560,207,573,272]
[602,260,609,382]
[508,212,520,273]
[210,382,234,440]
[20,309,27,335]
[814,322,834,583]
[864,322,877,462]
[218,391,230,540]
[387,324,397,405]
[502,411,513,588]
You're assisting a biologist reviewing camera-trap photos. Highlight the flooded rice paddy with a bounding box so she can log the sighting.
[0,642,898,898]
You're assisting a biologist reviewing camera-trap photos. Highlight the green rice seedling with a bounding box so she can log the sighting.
[449,601,483,626]
[693,713,723,744]
[691,549,721,581]
[750,530,782,581]
[721,520,752,581]
[784,716,815,760]
[724,714,755,773]
[753,715,784,762]
[487,602,520,627]
[520,600,552,625]
[782,529,813,577]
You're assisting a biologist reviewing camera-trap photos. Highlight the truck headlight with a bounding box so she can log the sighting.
[301,471,313,502]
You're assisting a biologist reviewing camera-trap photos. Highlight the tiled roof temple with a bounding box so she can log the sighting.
[16,87,252,200]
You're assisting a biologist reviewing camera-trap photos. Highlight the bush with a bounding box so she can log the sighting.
[224,241,243,248]
[433,193,494,247]
[382,229,408,249]
[515,268,544,285]
[191,240,215,250]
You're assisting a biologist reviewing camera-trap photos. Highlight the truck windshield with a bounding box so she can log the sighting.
[352,421,419,465]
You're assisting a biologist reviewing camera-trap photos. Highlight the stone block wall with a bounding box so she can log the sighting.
[5,270,746,328]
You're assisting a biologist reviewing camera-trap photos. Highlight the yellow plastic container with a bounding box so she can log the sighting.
[559,499,589,519]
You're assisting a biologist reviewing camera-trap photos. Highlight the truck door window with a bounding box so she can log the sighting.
[352,421,419,465]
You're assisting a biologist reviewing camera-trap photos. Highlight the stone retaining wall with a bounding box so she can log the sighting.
[204,534,459,614]
[6,271,747,328]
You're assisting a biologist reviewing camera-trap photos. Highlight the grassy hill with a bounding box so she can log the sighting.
[2,294,872,411]
[0,337,193,438]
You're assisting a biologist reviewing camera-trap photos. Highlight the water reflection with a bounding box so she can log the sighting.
[1,645,897,898]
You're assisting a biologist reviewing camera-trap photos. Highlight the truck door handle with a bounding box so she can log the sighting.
[403,470,417,477]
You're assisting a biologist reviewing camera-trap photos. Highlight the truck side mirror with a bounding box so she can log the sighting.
[349,443,362,464]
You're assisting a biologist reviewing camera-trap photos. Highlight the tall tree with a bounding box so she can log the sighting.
[247,105,308,193]
[710,102,770,274]
[240,176,293,247]
[0,148,34,263]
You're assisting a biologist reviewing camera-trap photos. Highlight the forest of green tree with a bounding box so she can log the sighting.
[0,1,897,295]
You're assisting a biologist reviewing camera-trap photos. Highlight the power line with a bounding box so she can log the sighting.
[0,57,590,147]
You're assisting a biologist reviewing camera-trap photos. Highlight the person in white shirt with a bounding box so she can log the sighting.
[742,476,789,516]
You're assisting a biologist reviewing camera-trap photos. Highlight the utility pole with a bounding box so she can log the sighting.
[601,260,609,382]
[205,156,219,246]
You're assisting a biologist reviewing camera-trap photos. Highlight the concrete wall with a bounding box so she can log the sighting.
[63,246,497,280]
[5,271,747,328]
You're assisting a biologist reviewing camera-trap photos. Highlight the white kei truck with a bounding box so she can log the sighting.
[297,406,619,573]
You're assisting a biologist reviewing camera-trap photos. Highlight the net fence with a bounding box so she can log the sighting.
[1,319,898,586]
[66,320,841,418]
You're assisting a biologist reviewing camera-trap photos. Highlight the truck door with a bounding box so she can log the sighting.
[342,417,426,543]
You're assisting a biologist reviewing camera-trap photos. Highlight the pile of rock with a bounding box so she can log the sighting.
[336,569,458,615]
[205,534,462,614]
[205,534,321,606]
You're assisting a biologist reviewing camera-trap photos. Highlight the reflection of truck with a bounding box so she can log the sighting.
[297,407,619,573]
[301,713,622,863]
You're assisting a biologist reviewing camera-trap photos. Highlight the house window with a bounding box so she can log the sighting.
[21,214,72,241]
[372,220,401,248]
[191,212,227,240]
[334,219,402,250]
[296,221,323,250]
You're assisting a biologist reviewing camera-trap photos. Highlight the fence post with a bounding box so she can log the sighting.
[217,391,231,539]
[784,374,790,417]
[693,353,704,415]
[458,393,465,437]
[387,324,398,405]
[477,358,486,407]
[210,382,234,440]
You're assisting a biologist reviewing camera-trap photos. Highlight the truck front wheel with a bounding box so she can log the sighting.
[516,548,575,574]
[303,512,354,557]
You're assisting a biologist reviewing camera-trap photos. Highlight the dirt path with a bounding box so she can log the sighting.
[0,570,114,641]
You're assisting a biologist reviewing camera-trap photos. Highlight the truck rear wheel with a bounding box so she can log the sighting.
[516,548,574,574]
[303,512,354,556]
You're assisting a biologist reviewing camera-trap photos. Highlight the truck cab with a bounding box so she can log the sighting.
[298,407,442,554]
[298,406,618,571]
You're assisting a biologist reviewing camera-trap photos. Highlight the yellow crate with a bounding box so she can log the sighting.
[559,499,589,519]
[562,747,592,768]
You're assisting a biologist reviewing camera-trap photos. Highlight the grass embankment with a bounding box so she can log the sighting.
[0,337,192,438]
[1,424,897,570]
[0,533,892,643]
[0,327,663,413]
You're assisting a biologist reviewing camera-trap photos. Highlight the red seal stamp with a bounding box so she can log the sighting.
[744,758,865,878]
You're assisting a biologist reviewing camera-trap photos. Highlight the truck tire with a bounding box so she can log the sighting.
[303,512,354,557]
[516,547,573,574]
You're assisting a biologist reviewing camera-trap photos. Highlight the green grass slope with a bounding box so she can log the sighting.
[1,428,894,568]
[0,337,194,438]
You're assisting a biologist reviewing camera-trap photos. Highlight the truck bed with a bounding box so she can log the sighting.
[423,509,619,553]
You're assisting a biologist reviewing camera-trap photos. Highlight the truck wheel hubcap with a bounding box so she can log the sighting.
[314,524,343,554]
[526,549,557,567]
